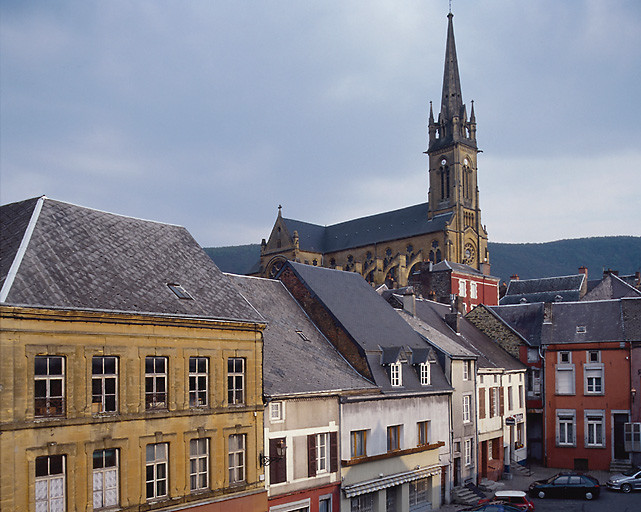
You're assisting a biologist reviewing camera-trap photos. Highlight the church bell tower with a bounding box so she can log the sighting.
[427,12,489,269]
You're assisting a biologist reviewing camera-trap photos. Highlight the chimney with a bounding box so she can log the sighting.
[578,266,588,278]
[510,274,519,281]
[445,311,460,333]
[481,262,491,276]
[400,287,416,317]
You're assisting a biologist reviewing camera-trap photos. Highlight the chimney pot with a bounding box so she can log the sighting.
[510,274,519,281]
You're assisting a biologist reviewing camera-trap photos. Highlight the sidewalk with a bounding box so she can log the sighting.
[437,464,613,511]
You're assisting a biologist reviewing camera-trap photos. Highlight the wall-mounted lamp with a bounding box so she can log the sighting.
[259,439,286,467]
[632,388,637,400]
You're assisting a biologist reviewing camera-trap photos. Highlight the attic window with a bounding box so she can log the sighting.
[295,330,309,341]
[167,283,193,300]
[576,325,587,334]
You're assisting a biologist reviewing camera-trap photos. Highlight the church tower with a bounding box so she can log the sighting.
[427,12,489,269]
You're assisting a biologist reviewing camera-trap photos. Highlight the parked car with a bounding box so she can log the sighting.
[528,472,600,500]
[606,466,641,493]
[478,490,535,511]
[462,503,524,512]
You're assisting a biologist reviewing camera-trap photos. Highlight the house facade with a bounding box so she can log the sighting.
[0,197,268,512]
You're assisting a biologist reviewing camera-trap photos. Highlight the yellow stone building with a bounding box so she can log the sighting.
[257,13,489,287]
[0,197,268,512]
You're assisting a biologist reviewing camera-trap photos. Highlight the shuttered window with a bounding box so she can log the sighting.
[478,388,485,419]
[269,438,286,484]
[555,365,575,395]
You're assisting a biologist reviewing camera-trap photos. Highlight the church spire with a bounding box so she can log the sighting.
[440,12,463,123]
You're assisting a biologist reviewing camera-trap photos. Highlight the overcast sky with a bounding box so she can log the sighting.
[2,1,640,247]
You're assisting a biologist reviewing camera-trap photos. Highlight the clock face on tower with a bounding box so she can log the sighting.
[463,243,476,265]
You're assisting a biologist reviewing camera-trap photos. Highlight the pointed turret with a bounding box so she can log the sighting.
[440,13,463,124]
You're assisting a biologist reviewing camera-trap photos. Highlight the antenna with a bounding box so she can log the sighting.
[449,0,452,14]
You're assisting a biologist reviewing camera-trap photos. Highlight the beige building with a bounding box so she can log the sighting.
[0,197,267,512]
[256,13,488,288]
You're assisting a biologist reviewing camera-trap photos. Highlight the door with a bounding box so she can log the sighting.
[614,414,628,459]
[453,458,460,487]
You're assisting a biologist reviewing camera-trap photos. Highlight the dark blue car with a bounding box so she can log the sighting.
[528,472,600,500]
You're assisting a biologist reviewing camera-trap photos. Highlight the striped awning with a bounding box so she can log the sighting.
[342,464,442,498]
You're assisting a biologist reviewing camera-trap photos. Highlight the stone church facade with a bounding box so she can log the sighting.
[256,13,489,288]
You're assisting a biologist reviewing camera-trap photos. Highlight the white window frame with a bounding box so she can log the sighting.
[189,438,209,492]
[488,439,493,460]
[470,281,478,299]
[93,449,119,510]
[188,356,208,408]
[92,356,118,414]
[585,410,605,448]
[559,351,571,364]
[555,364,576,395]
[390,361,402,387]
[587,350,600,363]
[270,401,284,422]
[584,363,604,395]
[463,395,471,423]
[556,409,576,447]
[35,355,65,417]
[464,438,472,466]
[458,279,467,297]
[145,356,167,410]
[419,362,430,385]
[624,423,641,452]
[463,360,471,381]
[145,443,168,500]
[228,434,246,484]
[319,494,332,512]
[227,358,245,405]
[507,386,513,411]
[316,433,330,474]
[35,455,65,512]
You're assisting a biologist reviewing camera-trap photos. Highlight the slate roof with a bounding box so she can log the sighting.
[284,261,452,394]
[412,299,525,371]
[501,274,585,305]
[488,302,545,347]
[283,203,453,254]
[227,275,376,397]
[581,273,641,301]
[543,299,625,344]
[0,196,263,323]
[430,260,484,276]
[622,297,641,342]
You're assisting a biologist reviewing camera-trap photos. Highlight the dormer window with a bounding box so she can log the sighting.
[576,325,587,334]
[419,362,430,386]
[390,362,402,387]
[167,283,193,300]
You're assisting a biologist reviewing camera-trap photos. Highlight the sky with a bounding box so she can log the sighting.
[2,1,640,247]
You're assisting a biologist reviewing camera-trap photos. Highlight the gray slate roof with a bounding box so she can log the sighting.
[284,261,452,394]
[283,203,453,253]
[501,274,585,305]
[582,273,641,301]
[227,275,376,397]
[488,302,545,347]
[543,299,625,344]
[413,299,525,371]
[0,197,262,323]
[431,260,484,276]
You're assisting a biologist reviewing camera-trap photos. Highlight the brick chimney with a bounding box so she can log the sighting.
[578,266,588,278]
[510,274,519,281]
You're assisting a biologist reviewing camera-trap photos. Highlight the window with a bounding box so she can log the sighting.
[585,411,605,447]
[270,401,284,422]
[319,496,332,512]
[555,364,575,395]
[351,493,373,512]
[92,356,118,414]
[35,455,65,512]
[584,364,604,394]
[557,410,576,446]
[576,325,587,334]
[463,395,471,423]
[463,360,471,381]
[489,387,499,417]
[419,362,430,385]
[478,387,486,419]
[527,348,539,363]
[507,386,513,411]
[518,384,524,408]
[145,356,167,410]
[470,281,478,299]
[624,423,641,452]
[588,350,600,362]
[559,351,571,363]
[464,439,472,466]
[409,478,430,509]
[488,439,493,459]
[269,438,287,484]
[227,358,245,405]
[517,423,524,448]
[316,433,329,473]
[351,430,367,458]
[93,449,118,509]
[167,283,193,299]
[387,425,401,452]
[418,421,430,446]
[458,279,466,297]
[390,361,402,387]
[189,357,208,407]
[527,368,541,396]
[35,356,65,417]
[228,434,246,484]
[146,443,168,500]
[189,439,209,492]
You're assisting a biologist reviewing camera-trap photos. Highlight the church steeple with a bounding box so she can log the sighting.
[440,12,463,125]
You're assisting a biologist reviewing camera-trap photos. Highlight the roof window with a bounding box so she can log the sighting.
[576,325,587,334]
[167,283,193,300]
[295,330,309,341]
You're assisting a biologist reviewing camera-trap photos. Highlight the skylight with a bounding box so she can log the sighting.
[167,283,193,300]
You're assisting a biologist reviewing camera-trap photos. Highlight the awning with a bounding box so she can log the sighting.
[342,464,442,498]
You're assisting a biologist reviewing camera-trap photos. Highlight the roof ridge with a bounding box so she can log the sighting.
[0,196,45,302]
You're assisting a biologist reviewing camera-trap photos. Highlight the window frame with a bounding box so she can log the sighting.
[419,362,430,386]
[584,363,604,395]
[624,422,641,452]
[270,401,284,422]
[145,443,168,501]
[228,434,246,485]
[458,279,467,297]
[470,281,478,299]
[189,438,209,492]
[390,361,402,387]
[417,420,430,446]
[34,355,65,418]
[188,356,208,408]
[464,438,472,466]
[316,433,330,474]
[145,356,168,410]
[555,364,576,395]
[462,394,471,423]
[227,357,245,406]
[92,448,119,509]
[92,356,118,414]
[351,430,367,459]
[585,410,606,448]
[556,409,576,447]
[35,454,65,512]
[387,425,402,452]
